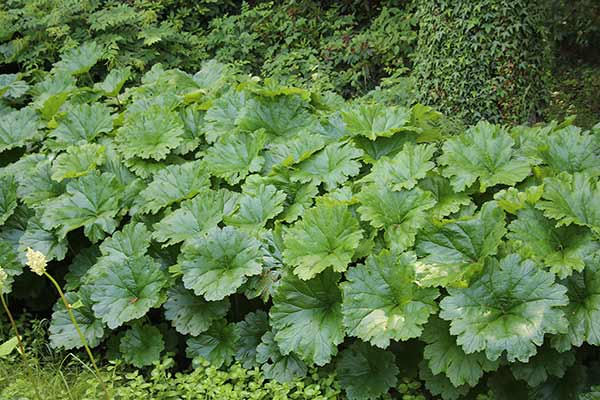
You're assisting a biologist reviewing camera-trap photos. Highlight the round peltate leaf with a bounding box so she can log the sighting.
[270,270,344,366]
[186,319,238,368]
[119,323,164,367]
[440,254,569,362]
[356,184,435,252]
[422,316,499,387]
[0,175,17,225]
[256,330,307,383]
[342,250,439,348]
[116,105,184,161]
[179,226,263,301]
[234,310,270,368]
[49,286,105,350]
[336,341,399,400]
[90,255,167,329]
[164,284,230,336]
[283,202,363,280]
[0,240,22,295]
[552,255,600,351]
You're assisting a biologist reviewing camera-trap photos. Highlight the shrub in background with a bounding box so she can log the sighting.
[548,0,600,53]
[412,0,553,124]
[205,1,416,96]
[0,0,416,98]
[0,0,237,75]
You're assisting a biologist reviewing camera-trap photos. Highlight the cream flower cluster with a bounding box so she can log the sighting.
[0,267,7,289]
[25,247,47,276]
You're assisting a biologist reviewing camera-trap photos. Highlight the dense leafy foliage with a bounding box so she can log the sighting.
[0,0,415,99]
[0,48,599,400]
[412,0,553,124]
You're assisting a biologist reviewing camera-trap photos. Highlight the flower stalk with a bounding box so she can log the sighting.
[25,248,111,400]
[0,268,41,400]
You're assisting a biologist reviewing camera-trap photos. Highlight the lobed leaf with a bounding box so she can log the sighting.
[270,271,344,366]
[90,255,167,329]
[342,251,439,348]
[283,202,363,280]
[179,226,263,301]
[440,121,531,192]
[439,254,569,362]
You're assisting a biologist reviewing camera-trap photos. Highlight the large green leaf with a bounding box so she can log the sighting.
[164,284,230,336]
[362,143,437,190]
[342,104,411,140]
[192,59,228,90]
[0,337,19,358]
[41,172,123,243]
[352,131,418,164]
[0,107,41,152]
[64,246,99,291]
[16,158,66,207]
[242,173,318,224]
[136,160,210,214]
[0,175,17,225]
[117,105,184,161]
[342,251,439,348]
[177,107,205,154]
[234,310,270,369]
[236,95,314,138]
[264,134,326,170]
[291,142,362,190]
[49,287,105,350]
[153,189,238,246]
[120,323,164,367]
[19,215,68,262]
[418,173,471,220]
[179,226,263,301]
[90,255,167,329]
[439,254,568,362]
[418,361,470,400]
[537,172,600,234]
[50,103,114,147]
[494,185,544,215]
[224,184,286,231]
[31,73,76,119]
[0,73,29,99]
[53,41,103,75]
[186,319,237,368]
[510,345,575,386]
[538,126,600,175]
[204,90,247,142]
[415,202,506,288]
[440,121,531,192]
[270,271,344,366]
[203,130,266,185]
[51,143,106,182]
[422,316,499,387]
[552,256,600,351]
[256,330,307,383]
[283,202,363,280]
[356,184,435,251]
[0,240,23,295]
[94,67,131,97]
[508,206,599,278]
[336,341,399,400]
[98,222,150,263]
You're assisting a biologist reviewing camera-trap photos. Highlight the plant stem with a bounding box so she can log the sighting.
[44,272,111,400]
[0,294,42,400]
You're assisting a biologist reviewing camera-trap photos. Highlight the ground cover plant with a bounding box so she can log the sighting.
[0,43,599,400]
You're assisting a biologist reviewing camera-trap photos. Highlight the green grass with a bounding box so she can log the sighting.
[0,355,109,400]
[0,315,344,400]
